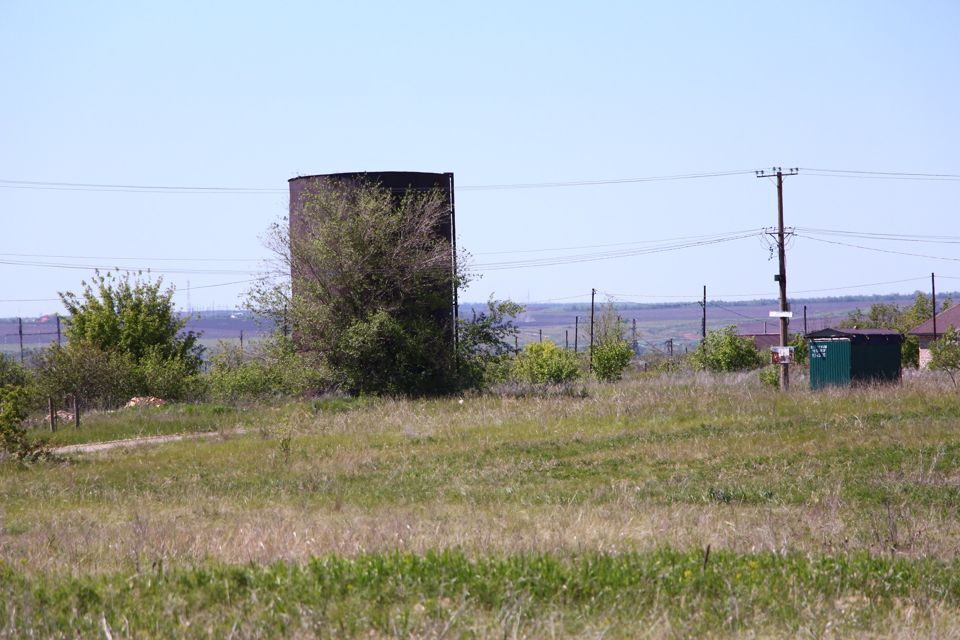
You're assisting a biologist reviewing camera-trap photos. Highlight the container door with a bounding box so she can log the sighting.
[808,339,851,390]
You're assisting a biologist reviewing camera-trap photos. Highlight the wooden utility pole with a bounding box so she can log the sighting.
[700,286,707,340]
[757,167,798,391]
[18,317,24,363]
[574,316,579,352]
[589,288,596,372]
[932,272,938,340]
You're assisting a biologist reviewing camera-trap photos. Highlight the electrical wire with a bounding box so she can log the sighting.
[0,169,757,194]
[799,168,960,180]
[796,227,960,244]
[796,234,960,263]
[472,231,761,271]
[473,229,761,256]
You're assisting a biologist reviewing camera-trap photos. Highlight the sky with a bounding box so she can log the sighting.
[2,1,959,317]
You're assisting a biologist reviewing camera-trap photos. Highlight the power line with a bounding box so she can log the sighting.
[0,169,757,195]
[457,169,756,190]
[795,227,960,244]
[799,167,960,180]
[0,257,258,275]
[0,251,265,262]
[796,234,960,263]
[472,231,761,271]
[473,229,761,255]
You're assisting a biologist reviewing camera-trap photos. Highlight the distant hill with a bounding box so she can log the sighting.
[3,292,955,358]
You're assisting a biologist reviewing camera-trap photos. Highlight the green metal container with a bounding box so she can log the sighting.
[806,329,903,390]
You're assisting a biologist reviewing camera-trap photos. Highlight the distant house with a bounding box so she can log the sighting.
[909,302,960,368]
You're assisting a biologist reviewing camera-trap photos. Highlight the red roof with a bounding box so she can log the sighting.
[909,302,960,336]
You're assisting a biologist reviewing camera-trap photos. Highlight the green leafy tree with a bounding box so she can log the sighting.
[690,326,764,372]
[929,326,960,388]
[840,293,951,368]
[512,340,582,384]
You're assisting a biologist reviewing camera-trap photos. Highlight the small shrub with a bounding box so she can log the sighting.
[759,365,780,388]
[0,385,50,461]
[592,340,634,382]
[136,347,207,401]
[929,326,960,388]
[512,340,581,384]
[208,334,329,403]
[0,354,31,388]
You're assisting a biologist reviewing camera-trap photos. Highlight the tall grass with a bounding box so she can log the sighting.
[4,372,960,636]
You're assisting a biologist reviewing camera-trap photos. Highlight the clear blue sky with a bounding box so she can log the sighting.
[2,1,959,317]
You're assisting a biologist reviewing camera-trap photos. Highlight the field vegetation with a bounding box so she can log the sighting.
[4,371,960,637]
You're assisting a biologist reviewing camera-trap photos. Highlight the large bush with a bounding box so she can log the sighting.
[34,342,137,409]
[513,340,581,384]
[48,271,204,404]
[690,326,764,372]
[593,340,635,382]
[253,179,519,396]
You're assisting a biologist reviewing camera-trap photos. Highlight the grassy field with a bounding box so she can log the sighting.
[4,372,960,637]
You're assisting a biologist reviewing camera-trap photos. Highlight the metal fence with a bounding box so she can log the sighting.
[0,316,64,363]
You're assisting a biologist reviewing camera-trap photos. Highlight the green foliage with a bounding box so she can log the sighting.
[789,333,808,366]
[0,385,49,461]
[0,354,31,388]
[590,299,634,382]
[61,271,203,369]
[512,340,582,384]
[33,342,137,409]
[208,333,329,403]
[257,180,463,395]
[840,292,949,368]
[690,326,764,372]
[5,550,960,637]
[593,340,634,382]
[135,348,207,401]
[929,327,960,388]
[758,364,780,388]
[456,299,524,389]
[53,271,204,402]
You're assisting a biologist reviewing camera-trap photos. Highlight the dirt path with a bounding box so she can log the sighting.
[52,430,243,455]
